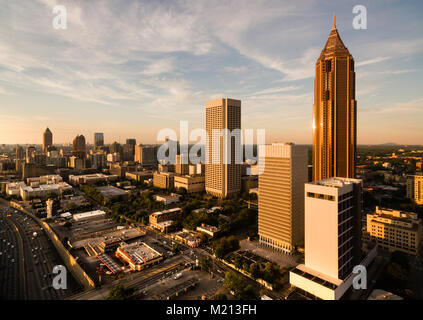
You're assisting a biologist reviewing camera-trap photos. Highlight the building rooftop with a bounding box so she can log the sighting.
[151,207,182,216]
[73,210,106,221]
[310,177,361,188]
[97,186,128,197]
[118,242,162,265]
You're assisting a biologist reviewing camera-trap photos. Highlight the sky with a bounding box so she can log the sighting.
[0,0,423,145]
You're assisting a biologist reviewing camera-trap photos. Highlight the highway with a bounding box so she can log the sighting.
[0,200,81,300]
[0,212,21,299]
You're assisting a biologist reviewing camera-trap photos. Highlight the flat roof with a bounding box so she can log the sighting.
[73,210,106,221]
[310,177,361,188]
[152,207,182,216]
[97,186,128,197]
[119,242,162,264]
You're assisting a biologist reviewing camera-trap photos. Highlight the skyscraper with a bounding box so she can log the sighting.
[110,141,121,154]
[205,98,241,198]
[258,143,308,254]
[290,177,364,300]
[72,134,86,159]
[126,139,136,146]
[312,15,357,181]
[26,146,36,163]
[94,132,104,150]
[15,145,24,160]
[43,127,53,153]
[135,144,157,166]
[406,174,423,205]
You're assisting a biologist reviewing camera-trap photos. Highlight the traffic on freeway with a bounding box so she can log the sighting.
[0,205,81,300]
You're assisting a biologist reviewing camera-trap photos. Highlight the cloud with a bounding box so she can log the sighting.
[224,66,248,73]
[0,0,423,144]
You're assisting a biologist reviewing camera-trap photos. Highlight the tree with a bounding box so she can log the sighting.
[249,263,260,279]
[224,271,258,300]
[212,293,227,300]
[214,236,240,259]
[172,243,181,254]
[200,256,211,273]
[106,285,135,300]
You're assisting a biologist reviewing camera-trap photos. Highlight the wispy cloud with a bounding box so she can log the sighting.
[0,0,422,144]
[356,56,390,67]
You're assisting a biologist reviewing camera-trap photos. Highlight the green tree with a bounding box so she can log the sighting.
[200,256,211,273]
[249,263,261,279]
[106,285,135,300]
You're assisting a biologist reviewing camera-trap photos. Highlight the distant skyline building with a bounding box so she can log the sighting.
[312,16,357,181]
[126,138,136,146]
[205,98,241,198]
[72,134,86,159]
[15,145,24,160]
[94,132,104,149]
[42,127,53,153]
[110,141,121,155]
[135,144,157,166]
[258,143,308,254]
[25,146,36,163]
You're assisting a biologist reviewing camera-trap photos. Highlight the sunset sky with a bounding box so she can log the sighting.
[1,0,423,145]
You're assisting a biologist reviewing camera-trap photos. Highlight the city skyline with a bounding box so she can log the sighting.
[1,1,423,145]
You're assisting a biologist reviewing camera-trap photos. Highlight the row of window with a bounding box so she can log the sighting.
[307,192,335,201]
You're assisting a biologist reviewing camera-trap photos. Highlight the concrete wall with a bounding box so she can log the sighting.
[42,221,95,290]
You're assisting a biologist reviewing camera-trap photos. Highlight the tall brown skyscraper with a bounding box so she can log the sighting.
[43,127,53,153]
[312,16,357,181]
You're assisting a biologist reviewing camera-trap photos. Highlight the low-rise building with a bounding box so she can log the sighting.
[154,193,181,205]
[174,175,205,193]
[5,181,26,196]
[60,195,89,209]
[27,174,63,186]
[172,230,202,248]
[69,173,119,185]
[153,171,174,189]
[115,242,163,271]
[97,186,129,203]
[73,210,106,221]
[125,171,153,183]
[196,223,220,237]
[20,182,72,200]
[149,207,182,233]
[365,207,422,256]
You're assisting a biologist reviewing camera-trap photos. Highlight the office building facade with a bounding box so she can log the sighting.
[406,174,423,205]
[258,143,308,254]
[205,98,241,198]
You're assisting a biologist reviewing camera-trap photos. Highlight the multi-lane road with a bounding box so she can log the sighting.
[0,200,81,300]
